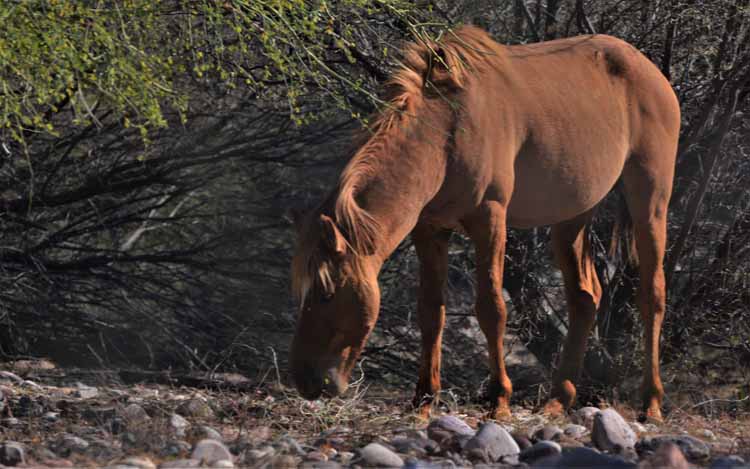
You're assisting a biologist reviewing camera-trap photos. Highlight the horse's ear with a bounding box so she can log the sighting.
[427,46,463,91]
[319,214,347,257]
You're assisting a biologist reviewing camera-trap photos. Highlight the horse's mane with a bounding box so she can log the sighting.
[292,26,498,304]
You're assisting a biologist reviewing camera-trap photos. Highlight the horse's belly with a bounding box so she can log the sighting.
[505,149,627,228]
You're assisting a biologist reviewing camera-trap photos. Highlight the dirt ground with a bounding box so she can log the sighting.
[0,360,748,467]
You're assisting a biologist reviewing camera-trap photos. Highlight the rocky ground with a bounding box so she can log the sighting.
[0,361,748,468]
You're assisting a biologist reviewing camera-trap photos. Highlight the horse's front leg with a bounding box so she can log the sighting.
[464,201,513,420]
[412,224,451,419]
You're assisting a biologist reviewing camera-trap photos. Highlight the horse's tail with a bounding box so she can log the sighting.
[609,182,639,265]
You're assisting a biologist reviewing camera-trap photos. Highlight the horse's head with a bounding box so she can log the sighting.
[289,212,380,400]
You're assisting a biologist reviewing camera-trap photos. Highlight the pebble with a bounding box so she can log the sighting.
[533,446,636,468]
[42,458,74,467]
[245,445,276,463]
[306,451,328,462]
[119,457,156,469]
[638,435,711,462]
[630,421,648,433]
[638,442,689,469]
[301,461,342,469]
[359,442,404,467]
[511,432,533,450]
[592,408,638,452]
[31,446,59,461]
[464,422,520,463]
[192,439,233,465]
[390,436,439,457]
[161,440,192,457]
[520,441,561,463]
[52,434,90,457]
[87,437,121,460]
[563,424,588,439]
[427,415,475,449]
[170,413,189,437]
[0,371,24,384]
[22,379,42,389]
[573,406,601,428]
[710,455,747,469]
[338,451,355,465]
[2,417,20,427]
[122,403,151,424]
[178,398,215,419]
[276,435,305,456]
[191,425,223,441]
[43,411,60,423]
[15,395,44,417]
[75,382,100,399]
[0,442,25,467]
[212,460,234,468]
[82,406,118,424]
[271,455,300,468]
[246,426,272,444]
[159,459,201,468]
[533,425,562,442]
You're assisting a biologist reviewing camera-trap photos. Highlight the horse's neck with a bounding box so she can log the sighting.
[356,132,448,261]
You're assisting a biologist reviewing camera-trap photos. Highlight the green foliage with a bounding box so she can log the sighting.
[0,0,429,148]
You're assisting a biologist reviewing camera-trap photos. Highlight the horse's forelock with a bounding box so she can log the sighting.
[291,221,338,308]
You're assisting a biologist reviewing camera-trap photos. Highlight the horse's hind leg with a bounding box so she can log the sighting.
[622,147,675,422]
[411,223,451,419]
[543,211,601,416]
[463,201,513,419]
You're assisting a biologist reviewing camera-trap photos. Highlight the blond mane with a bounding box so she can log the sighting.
[292,26,498,305]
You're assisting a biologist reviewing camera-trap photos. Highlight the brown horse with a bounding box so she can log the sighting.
[290,25,680,421]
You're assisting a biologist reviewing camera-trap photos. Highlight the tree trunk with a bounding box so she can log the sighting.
[544,0,562,40]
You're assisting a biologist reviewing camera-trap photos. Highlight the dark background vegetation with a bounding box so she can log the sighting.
[1,0,749,415]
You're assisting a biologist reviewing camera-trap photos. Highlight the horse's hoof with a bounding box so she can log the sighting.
[542,399,566,418]
[489,405,512,421]
[639,406,663,424]
[416,404,432,422]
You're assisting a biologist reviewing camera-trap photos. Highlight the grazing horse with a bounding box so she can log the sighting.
[289,25,680,421]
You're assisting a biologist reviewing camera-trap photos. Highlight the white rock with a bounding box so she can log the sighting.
[192,439,233,464]
[159,459,201,469]
[119,457,156,469]
[464,422,520,463]
[359,443,404,467]
[170,413,189,437]
[122,403,151,424]
[212,460,234,468]
[591,408,637,452]
[563,424,588,439]
[573,406,601,429]
[0,442,25,466]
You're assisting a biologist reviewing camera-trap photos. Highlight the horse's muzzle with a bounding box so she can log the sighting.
[292,361,346,400]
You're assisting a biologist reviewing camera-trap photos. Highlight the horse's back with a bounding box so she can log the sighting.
[496,35,679,227]
[421,29,679,229]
